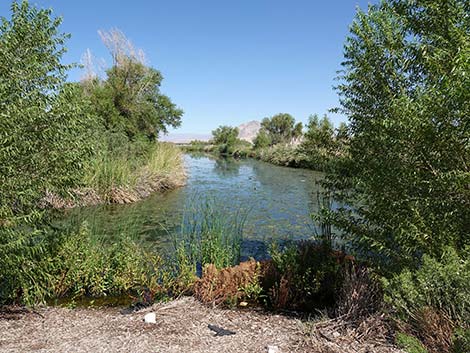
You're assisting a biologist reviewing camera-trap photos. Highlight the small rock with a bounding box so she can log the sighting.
[144,312,156,324]
[239,301,248,307]
[332,331,341,338]
[267,345,279,353]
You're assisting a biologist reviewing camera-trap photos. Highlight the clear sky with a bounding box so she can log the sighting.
[1,0,376,137]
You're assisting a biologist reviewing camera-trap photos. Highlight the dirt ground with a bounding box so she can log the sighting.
[0,297,402,353]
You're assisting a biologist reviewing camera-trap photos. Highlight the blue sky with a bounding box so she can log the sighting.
[1,0,375,136]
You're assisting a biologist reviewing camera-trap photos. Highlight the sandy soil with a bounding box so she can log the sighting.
[0,297,402,353]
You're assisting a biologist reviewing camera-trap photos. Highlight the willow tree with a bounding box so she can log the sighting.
[0,1,96,303]
[260,113,303,146]
[331,0,470,271]
[86,29,183,140]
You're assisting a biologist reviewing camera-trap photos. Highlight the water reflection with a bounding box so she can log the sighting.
[67,154,327,258]
[213,156,240,177]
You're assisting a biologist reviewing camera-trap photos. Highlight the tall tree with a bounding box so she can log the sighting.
[85,29,183,140]
[0,0,96,303]
[212,125,239,148]
[302,114,335,150]
[260,113,303,145]
[331,0,470,271]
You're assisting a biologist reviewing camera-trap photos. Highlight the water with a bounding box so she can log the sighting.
[65,154,326,258]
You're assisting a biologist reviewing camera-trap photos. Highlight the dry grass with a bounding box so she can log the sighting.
[305,313,402,353]
[194,260,259,305]
[0,298,403,353]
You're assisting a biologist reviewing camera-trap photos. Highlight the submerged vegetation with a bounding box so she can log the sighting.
[1,0,469,352]
[0,0,184,305]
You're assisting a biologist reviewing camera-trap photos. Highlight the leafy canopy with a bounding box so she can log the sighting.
[331,0,470,271]
[260,113,303,146]
[84,29,183,141]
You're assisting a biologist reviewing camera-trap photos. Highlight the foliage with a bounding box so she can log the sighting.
[84,29,183,140]
[0,1,96,220]
[383,247,470,328]
[53,223,164,299]
[260,113,302,146]
[211,125,240,154]
[302,114,335,150]
[253,129,272,149]
[453,328,470,353]
[254,144,307,167]
[330,0,470,271]
[396,333,428,353]
[0,1,97,304]
[174,198,246,270]
[263,241,344,311]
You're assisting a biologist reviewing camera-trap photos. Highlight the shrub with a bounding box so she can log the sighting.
[395,333,428,353]
[453,328,470,353]
[194,260,261,307]
[384,247,470,353]
[383,247,470,327]
[53,223,165,299]
[262,241,347,311]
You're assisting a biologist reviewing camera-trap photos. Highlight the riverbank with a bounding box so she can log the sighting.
[42,142,186,209]
[181,144,342,172]
[0,297,402,353]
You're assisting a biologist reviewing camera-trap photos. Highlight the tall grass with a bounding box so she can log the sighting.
[174,198,247,270]
[84,149,138,193]
[84,140,184,201]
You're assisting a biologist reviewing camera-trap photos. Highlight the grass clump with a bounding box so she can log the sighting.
[174,198,246,270]
[83,134,185,203]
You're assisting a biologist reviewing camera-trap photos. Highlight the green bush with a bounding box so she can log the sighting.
[395,333,428,353]
[383,247,470,327]
[53,223,165,299]
[453,328,470,353]
[263,241,344,311]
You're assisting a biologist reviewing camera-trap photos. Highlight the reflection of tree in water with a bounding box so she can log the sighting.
[249,161,323,217]
[213,157,240,177]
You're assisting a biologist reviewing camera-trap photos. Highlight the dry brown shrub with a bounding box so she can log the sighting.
[336,264,383,320]
[194,260,259,306]
[269,276,290,310]
[410,307,454,353]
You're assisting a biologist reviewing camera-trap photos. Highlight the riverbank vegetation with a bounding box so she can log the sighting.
[1,0,469,352]
[187,113,348,172]
[0,1,184,304]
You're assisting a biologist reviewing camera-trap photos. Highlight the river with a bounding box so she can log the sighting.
[65,153,326,259]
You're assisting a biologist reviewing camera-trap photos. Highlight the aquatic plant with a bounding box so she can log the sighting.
[173,197,247,270]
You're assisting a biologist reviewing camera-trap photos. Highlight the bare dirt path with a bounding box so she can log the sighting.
[0,297,402,353]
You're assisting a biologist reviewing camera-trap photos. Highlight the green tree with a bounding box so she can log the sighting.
[0,0,96,303]
[260,113,302,145]
[253,129,272,149]
[85,29,183,140]
[211,126,239,154]
[302,114,335,150]
[331,0,470,271]
[335,122,349,143]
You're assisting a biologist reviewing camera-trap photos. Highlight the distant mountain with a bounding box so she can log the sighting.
[237,120,261,143]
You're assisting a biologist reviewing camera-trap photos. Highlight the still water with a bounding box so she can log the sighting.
[67,154,326,258]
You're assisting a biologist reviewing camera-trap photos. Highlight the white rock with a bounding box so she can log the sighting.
[267,345,279,353]
[144,312,156,324]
